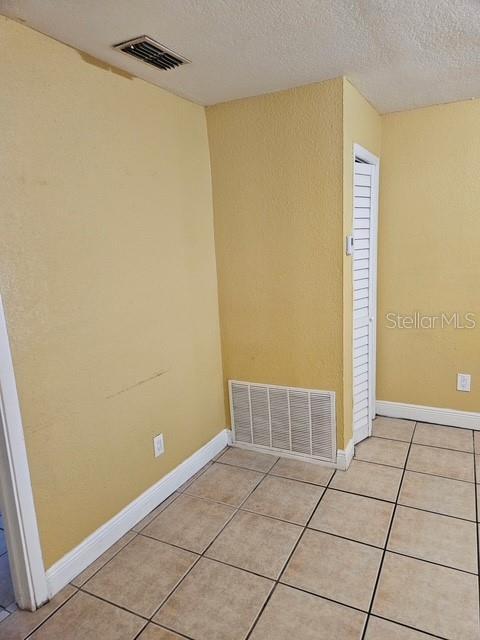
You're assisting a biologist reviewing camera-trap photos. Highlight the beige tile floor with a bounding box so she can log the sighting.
[2,418,480,639]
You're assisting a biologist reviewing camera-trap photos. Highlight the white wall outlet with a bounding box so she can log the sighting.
[457,373,471,392]
[153,433,165,457]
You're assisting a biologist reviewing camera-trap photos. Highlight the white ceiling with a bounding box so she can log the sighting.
[2,0,480,112]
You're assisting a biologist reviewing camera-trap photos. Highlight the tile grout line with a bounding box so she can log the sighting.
[132,491,182,533]
[147,621,195,640]
[71,532,141,589]
[74,456,223,590]
[51,442,480,627]
[243,467,337,640]
[75,588,152,622]
[21,453,263,640]
[137,502,478,582]
[370,613,450,640]
[146,457,279,626]
[24,460,219,640]
[354,455,476,485]
[80,459,267,640]
[153,444,479,637]
[300,528,478,576]
[72,488,187,589]
[367,433,475,455]
[20,436,478,639]
[23,589,80,640]
[360,420,418,640]
[327,484,477,523]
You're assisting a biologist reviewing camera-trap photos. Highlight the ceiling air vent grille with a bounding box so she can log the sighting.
[114,36,190,71]
[229,380,336,463]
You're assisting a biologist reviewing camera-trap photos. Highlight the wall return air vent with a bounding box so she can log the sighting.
[229,381,336,463]
[114,36,190,71]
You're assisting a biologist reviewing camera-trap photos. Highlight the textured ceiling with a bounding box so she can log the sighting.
[1,0,480,112]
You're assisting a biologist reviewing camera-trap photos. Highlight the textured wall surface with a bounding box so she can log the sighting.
[343,79,382,443]
[0,17,225,567]
[2,13,477,573]
[378,99,480,411]
[207,79,346,445]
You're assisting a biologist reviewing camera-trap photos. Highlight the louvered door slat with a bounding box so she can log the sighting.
[353,161,375,445]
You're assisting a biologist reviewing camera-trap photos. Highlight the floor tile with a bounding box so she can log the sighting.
[406,444,474,482]
[184,462,263,506]
[29,591,145,639]
[365,616,440,639]
[177,462,212,493]
[373,552,480,640]
[355,437,409,468]
[388,505,478,572]
[476,455,479,482]
[154,558,273,640]
[71,532,136,587]
[83,535,197,618]
[474,430,480,454]
[0,554,15,608]
[372,417,416,442]
[413,423,473,453]
[309,489,393,547]
[399,471,476,520]
[132,493,180,533]
[142,493,234,553]
[0,609,10,623]
[282,529,382,611]
[0,585,77,640]
[330,460,403,502]
[205,510,302,579]
[137,624,183,639]
[249,584,366,640]
[269,457,334,486]
[217,447,278,472]
[0,529,7,556]
[242,475,324,525]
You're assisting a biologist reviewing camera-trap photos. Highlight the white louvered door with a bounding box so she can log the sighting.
[353,160,377,444]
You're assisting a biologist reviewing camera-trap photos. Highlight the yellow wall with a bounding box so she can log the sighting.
[0,17,225,567]
[378,99,480,411]
[342,80,382,442]
[3,13,477,573]
[207,79,346,444]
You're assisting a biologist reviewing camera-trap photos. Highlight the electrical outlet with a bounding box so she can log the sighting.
[153,433,165,457]
[457,373,471,392]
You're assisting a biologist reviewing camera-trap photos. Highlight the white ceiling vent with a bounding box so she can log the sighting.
[229,381,336,463]
[114,36,190,71]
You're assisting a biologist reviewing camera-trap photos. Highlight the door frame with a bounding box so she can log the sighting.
[0,295,48,610]
[353,144,380,440]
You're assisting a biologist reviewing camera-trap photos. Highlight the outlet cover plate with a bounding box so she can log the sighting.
[153,433,165,457]
[457,373,471,392]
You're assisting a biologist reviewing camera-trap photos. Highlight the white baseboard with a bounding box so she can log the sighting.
[353,424,369,445]
[231,437,353,471]
[231,440,338,468]
[376,401,480,431]
[46,428,230,597]
[336,438,354,471]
